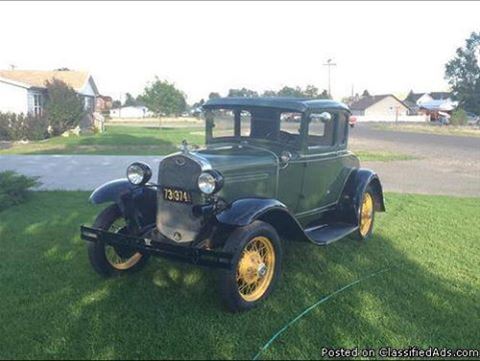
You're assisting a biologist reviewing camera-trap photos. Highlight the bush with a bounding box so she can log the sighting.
[0,112,49,141]
[44,79,85,136]
[0,171,40,212]
[450,109,468,126]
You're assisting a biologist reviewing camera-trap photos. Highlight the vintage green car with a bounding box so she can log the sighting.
[81,97,385,312]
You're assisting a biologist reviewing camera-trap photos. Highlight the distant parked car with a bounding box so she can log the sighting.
[466,112,480,125]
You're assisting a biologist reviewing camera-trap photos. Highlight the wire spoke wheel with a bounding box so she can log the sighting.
[104,218,143,270]
[359,192,374,237]
[236,236,275,302]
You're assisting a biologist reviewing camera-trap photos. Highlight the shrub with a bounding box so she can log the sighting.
[450,109,468,126]
[44,79,85,136]
[0,112,49,141]
[0,171,40,212]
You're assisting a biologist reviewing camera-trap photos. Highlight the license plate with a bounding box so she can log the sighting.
[162,187,192,204]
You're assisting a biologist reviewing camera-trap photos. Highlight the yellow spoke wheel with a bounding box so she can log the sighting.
[236,236,276,302]
[359,192,374,237]
[105,246,143,270]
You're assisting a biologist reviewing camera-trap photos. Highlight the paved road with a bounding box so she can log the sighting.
[350,124,480,197]
[1,124,479,196]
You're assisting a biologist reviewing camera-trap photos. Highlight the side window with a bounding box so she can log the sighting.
[279,112,302,147]
[337,112,348,146]
[308,111,337,147]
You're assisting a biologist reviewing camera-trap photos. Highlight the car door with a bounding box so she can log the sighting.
[274,111,306,213]
[295,110,347,224]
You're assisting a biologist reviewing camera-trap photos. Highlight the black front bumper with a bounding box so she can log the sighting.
[80,226,233,270]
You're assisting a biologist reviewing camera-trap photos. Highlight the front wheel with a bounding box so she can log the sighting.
[87,204,150,277]
[218,221,283,312]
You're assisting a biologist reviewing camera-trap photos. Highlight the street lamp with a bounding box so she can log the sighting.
[323,58,337,98]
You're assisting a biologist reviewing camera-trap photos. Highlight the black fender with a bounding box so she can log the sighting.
[89,179,137,204]
[89,179,157,230]
[337,168,386,225]
[216,198,308,242]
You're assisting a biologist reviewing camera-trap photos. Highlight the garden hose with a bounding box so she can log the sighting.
[253,267,391,360]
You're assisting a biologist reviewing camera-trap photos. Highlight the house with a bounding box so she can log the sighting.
[349,94,411,119]
[0,69,100,129]
[110,105,153,118]
[404,90,453,114]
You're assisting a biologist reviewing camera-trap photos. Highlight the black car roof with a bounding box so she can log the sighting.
[203,97,350,113]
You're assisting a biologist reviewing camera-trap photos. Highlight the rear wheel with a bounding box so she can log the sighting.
[87,204,149,277]
[354,185,376,240]
[218,221,282,312]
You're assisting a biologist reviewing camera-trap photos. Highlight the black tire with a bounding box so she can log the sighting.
[354,185,376,241]
[218,220,283,312]
[87,204,150,277]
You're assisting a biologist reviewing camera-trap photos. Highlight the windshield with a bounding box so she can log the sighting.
[202,107,303,147]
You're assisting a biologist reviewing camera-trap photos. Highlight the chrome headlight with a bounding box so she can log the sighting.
[197,170,223,195]
[126,162,152,185]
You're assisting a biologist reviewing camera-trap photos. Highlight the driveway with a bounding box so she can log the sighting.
[1,125,479,196]
[0,155,163,190]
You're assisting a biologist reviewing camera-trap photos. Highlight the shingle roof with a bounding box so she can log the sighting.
[349,94,390,111]
[429,92,451,100]
[0,70,91,92]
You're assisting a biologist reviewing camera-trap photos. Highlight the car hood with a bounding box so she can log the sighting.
[192,143,278,173]
[190,143,279,201]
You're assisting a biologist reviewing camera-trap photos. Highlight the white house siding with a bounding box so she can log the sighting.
[110,106,152,118]
[0,81,28,113]
[364,96,409,118]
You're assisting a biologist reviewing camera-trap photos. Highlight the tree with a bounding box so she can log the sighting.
[227,88,259,97]
[124,93,138,107]
[208,92,221,100]
[445,32,480,114]
[304,84,319,98]
[320,89,330,99]
[139,78,187,116]
[276,86,304,97]
[112,100,122,108]
[362,89,371,97]
[44,78,85,136]
[262,90,277,97]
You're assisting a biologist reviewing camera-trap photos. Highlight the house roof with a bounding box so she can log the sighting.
[350,94,411,112]
[404,92,425,103]
[404,91,452,103]
[0,70,96,94]
[203,97,350,113]
[429,92,451,100]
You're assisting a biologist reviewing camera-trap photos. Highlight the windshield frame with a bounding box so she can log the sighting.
[203,106,307,149]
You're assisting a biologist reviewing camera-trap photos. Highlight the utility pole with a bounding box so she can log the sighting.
[323,58,337,98]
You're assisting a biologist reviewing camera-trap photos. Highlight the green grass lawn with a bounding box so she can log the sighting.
[354,150,417,162]
[0,126,204,155]
[0,192,479,359]
[374,123,480,138]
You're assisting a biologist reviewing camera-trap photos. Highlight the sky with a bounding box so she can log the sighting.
[1,1,479,103]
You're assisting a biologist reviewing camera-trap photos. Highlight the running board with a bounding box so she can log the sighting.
[305,223,358,246]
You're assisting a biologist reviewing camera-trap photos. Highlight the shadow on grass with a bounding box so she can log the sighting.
[0,192,478,359]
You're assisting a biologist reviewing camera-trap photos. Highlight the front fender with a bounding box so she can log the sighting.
[89,179,157,229]
[89,179,136,204]
[216,198,308,242]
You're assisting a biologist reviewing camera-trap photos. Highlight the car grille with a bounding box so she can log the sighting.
[157,154,205,243]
